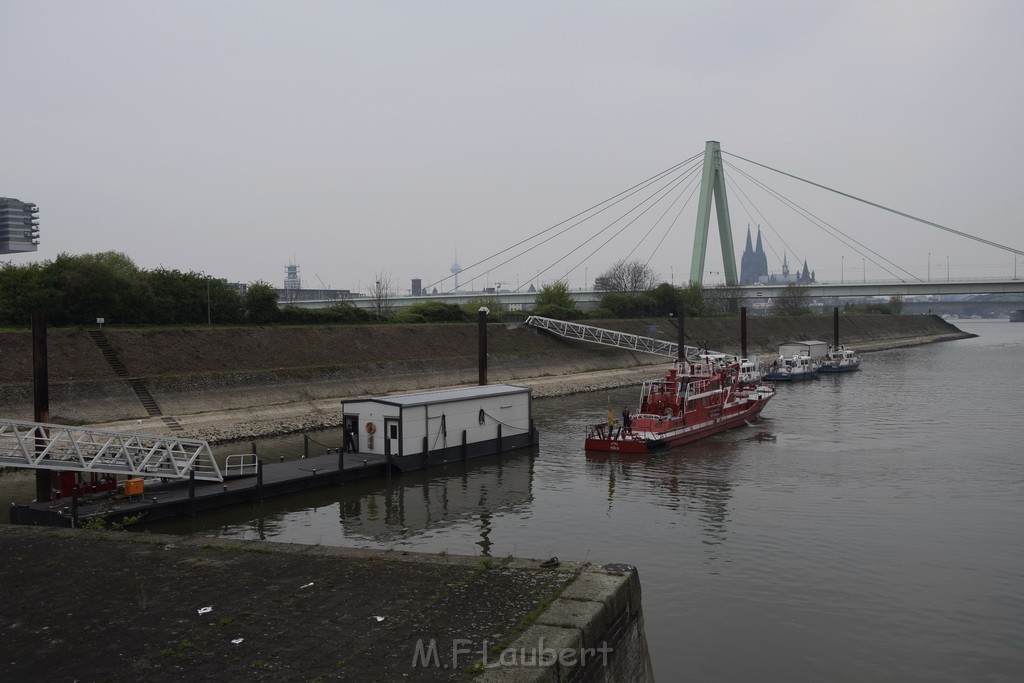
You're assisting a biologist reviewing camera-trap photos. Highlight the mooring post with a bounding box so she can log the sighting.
[741,306,748,359]
[32,310,52,503]
[303,434,309,459]
[677,308,686,362]
[70,488,79,528]
[478,307,489,386]
[833,306,840,348]
[188,469,196,517]
[256,458,263,503]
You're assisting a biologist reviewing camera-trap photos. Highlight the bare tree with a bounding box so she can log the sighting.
[594,259,658,292]
[704,283,744,314]
[888,294,905,314]
[369,269,396,319]
[770,282,812,316]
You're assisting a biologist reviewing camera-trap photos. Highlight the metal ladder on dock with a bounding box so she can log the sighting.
[0,419,222,482]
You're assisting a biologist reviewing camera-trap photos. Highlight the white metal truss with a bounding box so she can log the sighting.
[0,419,222,482]
[525,316,710,359]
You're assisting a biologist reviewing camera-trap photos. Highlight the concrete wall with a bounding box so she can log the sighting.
[478,562,655,682]
[0,315,968,426]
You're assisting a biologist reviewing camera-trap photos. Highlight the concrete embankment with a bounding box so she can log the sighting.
[0,314,970,442]
[0,525,654,682]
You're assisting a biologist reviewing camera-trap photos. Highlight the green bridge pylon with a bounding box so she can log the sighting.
[689,140,738,285]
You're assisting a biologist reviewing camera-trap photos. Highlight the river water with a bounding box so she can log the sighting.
[4,320,1023,680]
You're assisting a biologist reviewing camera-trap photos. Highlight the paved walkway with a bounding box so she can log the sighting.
[0,525,583,681]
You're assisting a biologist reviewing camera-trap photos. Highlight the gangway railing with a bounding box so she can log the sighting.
[0,419,222,482]
[224,453,259,477]
[524,316,711,359]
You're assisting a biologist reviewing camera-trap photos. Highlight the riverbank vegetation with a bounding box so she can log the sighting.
[1,253,908,329]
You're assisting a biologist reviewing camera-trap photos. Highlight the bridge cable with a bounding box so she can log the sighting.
[723,151,1024,257]
[423,152,705,293]
[725,161,917,281]
[501,157,701,291]
[726,170,906,281]
[559,161,703,283]
[643,171,704,270]
[723,174,791,268]
[545,160,704,285]
[726,162,915,281]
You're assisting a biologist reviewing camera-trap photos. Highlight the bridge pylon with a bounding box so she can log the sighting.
[689,140,738,286]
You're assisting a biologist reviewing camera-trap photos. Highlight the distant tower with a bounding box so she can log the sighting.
[284,262,301,291]
[0,197,40,254]
[739,225,770,285]
[450,249,463,289]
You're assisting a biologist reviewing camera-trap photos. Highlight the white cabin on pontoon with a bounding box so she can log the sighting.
[341,384,535,471]
[777,340,829,360]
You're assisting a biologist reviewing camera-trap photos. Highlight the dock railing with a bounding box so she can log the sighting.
[224,453,259,477]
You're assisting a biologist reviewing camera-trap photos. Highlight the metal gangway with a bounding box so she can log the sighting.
[0,418,223,482]
[524,316,713,359]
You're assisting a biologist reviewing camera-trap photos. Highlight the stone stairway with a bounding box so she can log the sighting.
[88,330,183,431]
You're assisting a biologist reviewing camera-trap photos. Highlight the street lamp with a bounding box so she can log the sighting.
[841,256,845,284]
[862,258,866,283]
[927,252,931,282]
[947,255,950,281]
[199,271,211,324]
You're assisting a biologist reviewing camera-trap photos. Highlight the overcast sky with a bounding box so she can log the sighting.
[3,1,1022,294]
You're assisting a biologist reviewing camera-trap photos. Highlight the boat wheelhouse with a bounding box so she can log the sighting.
[763,353,819,381]
[584,355,775,454]
[819,345,861,373]
[763,340,827,381]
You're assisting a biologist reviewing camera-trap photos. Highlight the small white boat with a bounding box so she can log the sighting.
[763,354,820,381]
[819,345,861,373]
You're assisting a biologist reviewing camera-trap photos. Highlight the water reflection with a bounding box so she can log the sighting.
[585,443,737,546]
[149,448,536,554]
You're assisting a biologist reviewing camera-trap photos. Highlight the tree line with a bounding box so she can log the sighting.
[0,253,898,328]
[0,252,279,326]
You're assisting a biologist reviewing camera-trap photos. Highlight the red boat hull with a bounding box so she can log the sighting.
[585,398,770,454]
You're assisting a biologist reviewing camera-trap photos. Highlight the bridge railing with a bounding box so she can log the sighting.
[0,419,223,482]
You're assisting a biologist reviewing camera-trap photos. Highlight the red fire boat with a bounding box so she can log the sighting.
[585,354,776,454]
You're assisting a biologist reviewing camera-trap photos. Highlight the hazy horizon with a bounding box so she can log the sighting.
[3,1,1022,295]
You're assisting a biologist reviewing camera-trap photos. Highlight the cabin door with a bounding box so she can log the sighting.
[384,418,400,458]
[343,415,359,453]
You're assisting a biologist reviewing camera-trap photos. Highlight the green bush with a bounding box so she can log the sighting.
[400,301,469,322]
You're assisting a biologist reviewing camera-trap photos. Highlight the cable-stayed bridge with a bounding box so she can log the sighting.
[295,140,1024,308]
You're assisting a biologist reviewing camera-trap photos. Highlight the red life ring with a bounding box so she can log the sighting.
[365,422,376,435]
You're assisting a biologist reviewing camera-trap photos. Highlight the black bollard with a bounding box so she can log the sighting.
[70,488,79,527]
[256,459,263,503]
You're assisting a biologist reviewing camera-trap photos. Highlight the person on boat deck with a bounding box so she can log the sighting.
[622,407,632,435]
